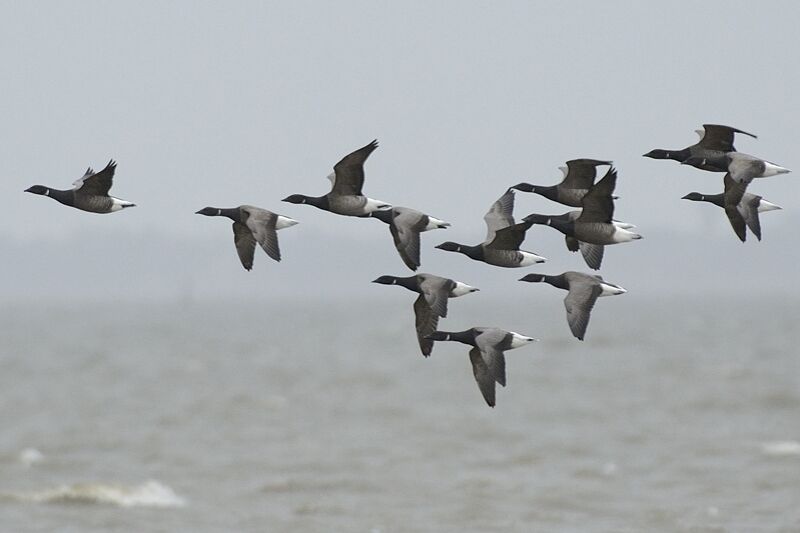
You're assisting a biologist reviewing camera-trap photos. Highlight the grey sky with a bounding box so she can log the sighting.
[1,1,798,302]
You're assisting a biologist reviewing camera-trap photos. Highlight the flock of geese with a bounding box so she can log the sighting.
[24,124,791,407]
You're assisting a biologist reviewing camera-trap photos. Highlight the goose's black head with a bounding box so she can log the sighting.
[372,275,400,285]
[24,185,49,196]
[681,192,704,202]
[195,207,222,216]
[519,273,547,283]
[435,241,462,252]
[282,194,310,205]
[643,149,673,160]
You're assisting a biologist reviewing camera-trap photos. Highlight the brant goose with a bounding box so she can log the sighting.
[372,273,479,356]
[510,158,613,207]
[643,124,757,171]
[682,152,790,184]
[531,210,635,270]
[368,207,450,271]
[282,140,392,216]
[524,168,642,246]
[24,160,135,213]
[435,189,546,267]
[520,272,626,341]
[682,174,781,242]
[426,327,538,407]
[196,205,298,270]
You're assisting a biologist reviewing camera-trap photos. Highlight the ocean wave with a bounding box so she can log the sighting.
[18,447,45,467]
[760,440,800,457]
[2,480,186,508]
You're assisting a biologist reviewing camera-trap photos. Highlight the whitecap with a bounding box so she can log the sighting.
[760,440,800,457]
[18,448,45,467]
[3,480,186,508]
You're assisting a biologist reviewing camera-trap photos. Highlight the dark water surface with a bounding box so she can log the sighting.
[0,296,798,532]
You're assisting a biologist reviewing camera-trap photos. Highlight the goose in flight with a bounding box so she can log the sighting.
[519,271,626,341]
[435,189,546,267]
[282,140,391,217]
[372,273,478,356]
[25,160,135,213]
[196,205,298,270]
[426,327,538,407]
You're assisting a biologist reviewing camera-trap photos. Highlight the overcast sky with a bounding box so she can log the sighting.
[1,1,798,302]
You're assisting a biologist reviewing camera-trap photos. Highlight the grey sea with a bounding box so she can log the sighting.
[1,295,798,532]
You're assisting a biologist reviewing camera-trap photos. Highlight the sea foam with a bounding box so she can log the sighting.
[3,480,186,508]
[760,440,800,457]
